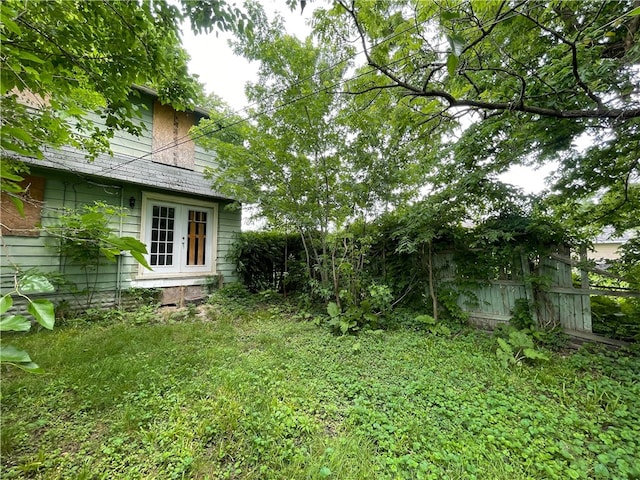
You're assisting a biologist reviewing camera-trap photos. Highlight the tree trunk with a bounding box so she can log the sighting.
[426,242,438,322]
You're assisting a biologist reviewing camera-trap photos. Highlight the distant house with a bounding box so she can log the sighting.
[1,86,241,307]
[591,228,635,264]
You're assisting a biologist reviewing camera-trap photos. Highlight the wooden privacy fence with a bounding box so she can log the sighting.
[433,248,593,333]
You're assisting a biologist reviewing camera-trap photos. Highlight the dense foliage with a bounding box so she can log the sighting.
[1,294,639,479]
[227,231,307,294]
[229,204,578,331]
[319,1,640,233]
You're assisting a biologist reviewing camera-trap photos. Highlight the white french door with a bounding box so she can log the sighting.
[143,196,215,275]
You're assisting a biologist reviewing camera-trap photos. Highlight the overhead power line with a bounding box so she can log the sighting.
[95,12,432,175]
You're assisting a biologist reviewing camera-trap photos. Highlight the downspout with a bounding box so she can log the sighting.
[116,186,125,307]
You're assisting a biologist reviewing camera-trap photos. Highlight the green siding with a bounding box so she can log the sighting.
[78,95,153,160]
[194,145,218,174]
[217,204,241,282]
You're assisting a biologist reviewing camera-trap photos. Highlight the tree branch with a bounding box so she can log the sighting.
[516,8,605,110]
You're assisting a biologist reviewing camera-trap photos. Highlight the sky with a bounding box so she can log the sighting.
[180,2,316,111]
[179,2,551,195]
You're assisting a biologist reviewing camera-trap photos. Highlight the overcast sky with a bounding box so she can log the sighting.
[180,2,316,110]
[179,3,552,195]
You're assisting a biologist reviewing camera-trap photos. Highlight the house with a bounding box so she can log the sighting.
[0,86,241,308]
[591,228,635,265]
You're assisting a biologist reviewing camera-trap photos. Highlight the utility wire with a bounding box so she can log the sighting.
[96,11,433,175]
[96,48,422,176]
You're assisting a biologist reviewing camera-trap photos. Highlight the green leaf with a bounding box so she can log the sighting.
[0,294,13,314]
[27,299,55,330]
[415,314,435,325]
[16,50,44,63]
[0,138,36,156]
[2,126,33,144]
[340,319,351,334]
[0,14,22,36]
[594,463,610,478]
[130,250,152,270]
[10,196,25,216]
[13,361,44,374]
[447,54,459,76]
[99,246,119,261]
[0,169,24,183]
[523,348,549,362]
[0,344,32,363]
[628,6,640,16]
[440,11,461,21]
[496,337,512,354]
[118,236,148,253]
[319,466,332,477]
[446,33,465,57]
[0,314,31,332]
[327,302,340,318]
[19,274,55,294]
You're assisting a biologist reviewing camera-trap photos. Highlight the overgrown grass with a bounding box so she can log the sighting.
[1,295,639,479]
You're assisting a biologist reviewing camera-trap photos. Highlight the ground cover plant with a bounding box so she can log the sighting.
[1,292,639,479]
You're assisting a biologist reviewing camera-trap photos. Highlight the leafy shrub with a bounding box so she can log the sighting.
[591,295,640,341]
[228,231,307,293]
[212,282,252,301]
[495,329,550,368]
[510,298,535,330]
[414,314,451,335]
[325,283,395,334]
[121,288,161,308]
[437,287,469,325]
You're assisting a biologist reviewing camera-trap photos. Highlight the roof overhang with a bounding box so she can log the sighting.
[18,147,235,202]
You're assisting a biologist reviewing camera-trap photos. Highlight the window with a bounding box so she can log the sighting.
[141,193,216,276]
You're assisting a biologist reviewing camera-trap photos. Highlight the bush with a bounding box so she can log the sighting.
[228,231,307,293]
[591,295,640,341]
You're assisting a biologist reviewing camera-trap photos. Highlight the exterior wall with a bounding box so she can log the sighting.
[591,243,623,262]
[107,95,154,159]
[217,205,241,282]
[1,168,240,307]
[1,172,123,305]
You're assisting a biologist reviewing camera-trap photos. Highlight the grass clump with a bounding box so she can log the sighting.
[1,294,639,479]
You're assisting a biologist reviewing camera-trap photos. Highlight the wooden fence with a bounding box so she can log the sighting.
[433,248,593,333]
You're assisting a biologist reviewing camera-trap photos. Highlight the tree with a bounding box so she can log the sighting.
[318,1,639,232]
[198,2,429,307]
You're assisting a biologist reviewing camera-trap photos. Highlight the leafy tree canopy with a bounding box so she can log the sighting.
[0,0,259,168]
[317,0,639,233]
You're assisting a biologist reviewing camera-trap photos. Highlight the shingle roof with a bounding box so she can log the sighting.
[21,146,234,201]
[594,227,636,244]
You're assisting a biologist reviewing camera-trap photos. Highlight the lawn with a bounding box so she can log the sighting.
[1,294,639,480]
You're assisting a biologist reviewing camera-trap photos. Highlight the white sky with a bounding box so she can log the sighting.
[180,2,316,111]
[180,2,550,195]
